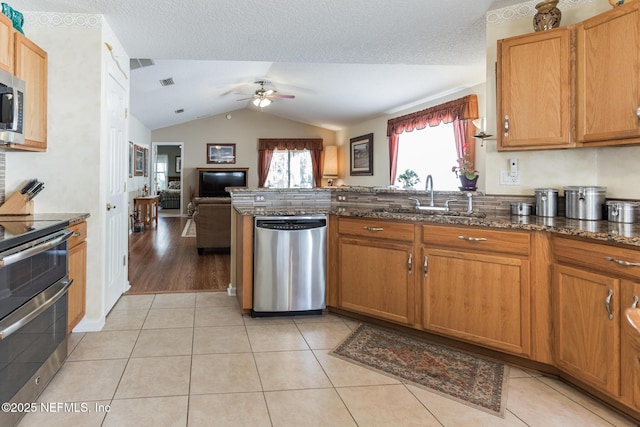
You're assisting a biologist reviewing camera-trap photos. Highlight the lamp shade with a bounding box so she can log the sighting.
[323,146,338,178]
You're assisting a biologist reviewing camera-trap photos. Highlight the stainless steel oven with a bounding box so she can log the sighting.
[0,227,72,427]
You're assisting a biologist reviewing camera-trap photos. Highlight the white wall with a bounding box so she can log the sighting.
[151,108,337,210]
[6,14,107,328]
[128,115,151,215]
[6,13,130,331]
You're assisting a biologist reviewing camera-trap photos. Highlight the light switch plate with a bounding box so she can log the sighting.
[500,170,520,185]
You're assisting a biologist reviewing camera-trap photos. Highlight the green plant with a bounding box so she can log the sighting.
[452,144,478,180]
[397,169,421,188]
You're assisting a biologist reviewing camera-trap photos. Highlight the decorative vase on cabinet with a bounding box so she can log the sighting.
[534,0,562,31]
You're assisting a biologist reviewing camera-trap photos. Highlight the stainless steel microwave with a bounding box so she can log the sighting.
[0,68,24,145]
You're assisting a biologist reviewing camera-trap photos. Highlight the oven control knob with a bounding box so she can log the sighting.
[106,203,116,211]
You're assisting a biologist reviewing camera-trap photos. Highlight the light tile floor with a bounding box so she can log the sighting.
[16,292,638,427]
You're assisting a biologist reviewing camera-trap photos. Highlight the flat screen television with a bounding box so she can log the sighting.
[198,169,247,197]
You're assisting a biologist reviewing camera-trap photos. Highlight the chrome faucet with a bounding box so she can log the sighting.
[425,174,434,206]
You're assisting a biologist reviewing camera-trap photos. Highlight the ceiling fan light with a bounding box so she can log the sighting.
[252,98,261,107]
[259,98,272,108]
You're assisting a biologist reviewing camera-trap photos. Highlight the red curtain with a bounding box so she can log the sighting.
[386,95,478,185]
[388,133,400,185]
[452,118,475,169]
[257,149,273,188]
[257,139,324,187]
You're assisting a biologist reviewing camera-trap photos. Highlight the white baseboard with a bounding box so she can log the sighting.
[72,316,106,333]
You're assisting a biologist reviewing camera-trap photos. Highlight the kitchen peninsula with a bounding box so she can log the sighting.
[230,186,640,420]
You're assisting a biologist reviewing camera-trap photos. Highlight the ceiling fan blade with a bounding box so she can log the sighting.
[236,97,253,101]
[269,94,295,99]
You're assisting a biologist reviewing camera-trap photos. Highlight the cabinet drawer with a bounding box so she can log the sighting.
[68,221,87,248]
[553,236,640,281]
[338,217,414,242]
[422,224,530,256]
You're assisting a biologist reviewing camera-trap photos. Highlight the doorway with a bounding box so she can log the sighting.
[152,142,184,214]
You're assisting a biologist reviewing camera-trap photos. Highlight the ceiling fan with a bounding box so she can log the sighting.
[237,80,295,109]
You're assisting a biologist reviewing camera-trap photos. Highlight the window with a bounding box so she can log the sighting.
[155,154,168,192]
[395,123,460,191]
[265,149,314,188]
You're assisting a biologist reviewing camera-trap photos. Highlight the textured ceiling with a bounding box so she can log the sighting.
[10,0,530,130]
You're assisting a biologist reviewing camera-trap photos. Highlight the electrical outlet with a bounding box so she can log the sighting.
[500,170,520,185]
[254,195,266,202]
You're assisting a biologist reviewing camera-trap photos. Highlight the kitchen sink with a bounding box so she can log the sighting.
[371,207,486,219]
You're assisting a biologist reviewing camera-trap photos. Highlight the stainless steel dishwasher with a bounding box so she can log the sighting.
[252,215,327,317]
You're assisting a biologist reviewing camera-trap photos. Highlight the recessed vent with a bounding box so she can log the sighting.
[159,77,174,87]
[129,58,155,70]
[175,109,184,114]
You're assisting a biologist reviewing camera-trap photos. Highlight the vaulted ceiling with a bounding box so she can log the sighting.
[10,0,528,130]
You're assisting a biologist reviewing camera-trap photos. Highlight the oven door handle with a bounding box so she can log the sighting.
[0,278,72,340]
[0,229,73,267]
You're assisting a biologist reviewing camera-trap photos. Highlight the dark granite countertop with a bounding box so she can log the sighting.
[335,208,640,247]
[234,205,640,248]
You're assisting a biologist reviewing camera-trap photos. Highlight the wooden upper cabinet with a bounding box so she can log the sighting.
[497,27,573,150]
[13,32,47,151]
[576,2,640,145]
[0,13,13,72]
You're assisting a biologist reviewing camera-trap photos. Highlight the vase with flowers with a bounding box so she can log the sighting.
[452,146,478,191]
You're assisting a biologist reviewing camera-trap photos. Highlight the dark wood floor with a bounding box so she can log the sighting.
[127,214,230,294]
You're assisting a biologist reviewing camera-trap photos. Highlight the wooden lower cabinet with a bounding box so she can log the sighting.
[232,209,253,310]
[338,236,414,325]
[621,281,640,410]
[67,221,87,333]
[422,247,531,355]
[553,264,620,396]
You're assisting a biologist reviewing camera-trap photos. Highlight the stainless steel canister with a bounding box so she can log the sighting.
[606,200,639,223]
[511,202,533,216]
[564,186,607,220]
[534,188,558,217]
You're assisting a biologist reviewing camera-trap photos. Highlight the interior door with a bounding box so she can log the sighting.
[104,62,129,313]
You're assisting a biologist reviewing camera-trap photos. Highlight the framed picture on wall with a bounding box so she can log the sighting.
[207,143,236,164]
[128,142,134,178]
[350,133,373,176]
[176,156,182,174]
[143,148,149,177]
[134,144,144,176]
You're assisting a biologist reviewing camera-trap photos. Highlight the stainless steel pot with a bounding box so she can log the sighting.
[606,200,639,223]
[564,186,606,220]
[535,188,558,217]
[511,202,533,216]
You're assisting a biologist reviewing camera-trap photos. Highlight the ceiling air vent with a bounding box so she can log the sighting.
[175,109,184,114]
[130,58,155,70]
[159,77,174,87]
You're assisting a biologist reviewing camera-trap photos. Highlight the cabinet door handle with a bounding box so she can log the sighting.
[457,235,487,241]
[605,289,614,320]
[636,106,640,120]
[408,253,412,274]
[423,255,428,278]
[363,226,384,232]
[504,115,510,137]
[604,256,640,267]
[632,295,638,309]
